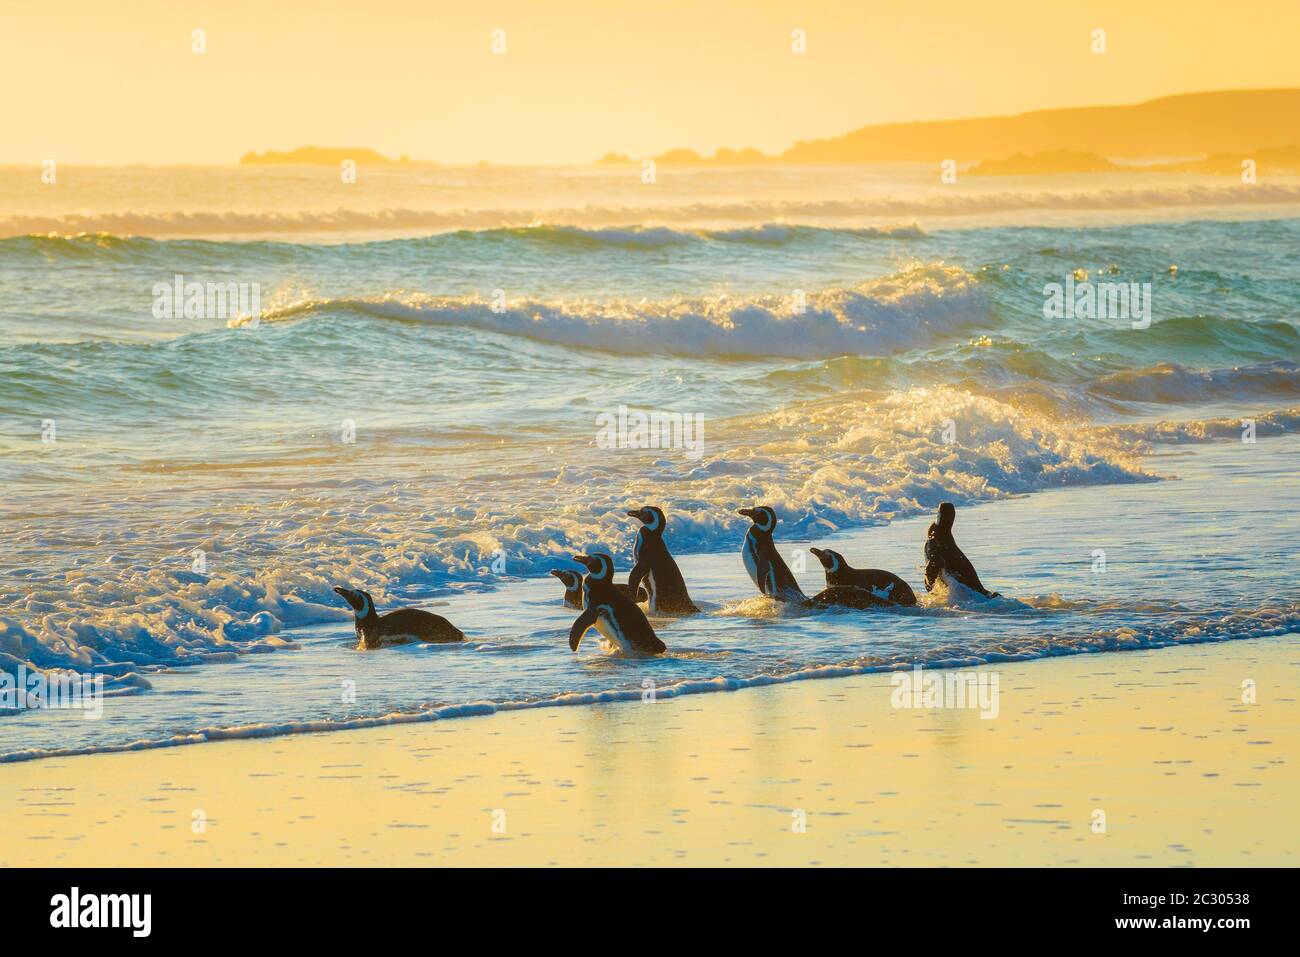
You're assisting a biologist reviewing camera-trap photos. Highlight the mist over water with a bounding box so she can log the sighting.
[2,164,1298,760]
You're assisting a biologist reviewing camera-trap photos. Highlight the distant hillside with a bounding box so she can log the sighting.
[781,89,1300,163]
[597,147,774,166]
[968,150,1120,176]
[240,146,425,167]
[1154,144,1300,174]
[967,144,1300,177]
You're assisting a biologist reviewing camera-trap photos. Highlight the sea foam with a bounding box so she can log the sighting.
[0,385,1161,684]
[4,183,1300,237]
[243,263,990,359]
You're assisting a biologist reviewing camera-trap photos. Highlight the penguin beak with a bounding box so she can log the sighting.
[627,509,644,521]
[738,508,757,519]
[333,586,362,611]
[572,554,596,572]
[549,569,567,580]
[809,548,824,560]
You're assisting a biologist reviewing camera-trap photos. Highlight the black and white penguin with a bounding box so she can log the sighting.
[551,569,587,608]
[804,585,891,609]
[923,502,1000,598]
[333,586,465,649]
[549,569,646,609]
[567,554,666,655]
[738,506,808,603]
[626,505,699,615]
[809,547,918,606]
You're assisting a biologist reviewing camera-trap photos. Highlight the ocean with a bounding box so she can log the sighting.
[1,163,1297,762]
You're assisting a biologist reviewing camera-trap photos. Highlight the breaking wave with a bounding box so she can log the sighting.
[242,264,991,359]
[5,183,1300,237]
[0,385,1159,686]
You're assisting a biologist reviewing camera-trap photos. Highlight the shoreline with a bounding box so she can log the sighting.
[4,619,1295,768]
[5,634,1295,867]
[4,434,1297,766]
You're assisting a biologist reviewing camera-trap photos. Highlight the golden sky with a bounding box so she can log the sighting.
[3,0,1298,165]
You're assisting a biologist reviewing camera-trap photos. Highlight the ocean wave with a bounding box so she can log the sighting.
[5,595,1295,763]
[1088,360,1300,404]
[453,222,928,249]
[6,183,1300,238]
[0,222,927,265]
[240,263,991,359]
[1085,406,1300,443]
[1094,314,1300,355]
[0,385,1160,685]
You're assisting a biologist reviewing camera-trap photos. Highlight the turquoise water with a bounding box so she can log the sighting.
[1,165,1297,760]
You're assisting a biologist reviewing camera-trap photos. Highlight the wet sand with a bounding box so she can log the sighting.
[3,634,1295,866]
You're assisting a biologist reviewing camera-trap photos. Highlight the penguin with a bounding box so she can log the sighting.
[923,502,1001,598]
[567,554,666,655]
[333,585,465,649]
[737,506,808,603]
[809,547,918,606]
[804,585,891,609]
[549,569,646,609]
[551,569,587,609]
[626,505,699,614]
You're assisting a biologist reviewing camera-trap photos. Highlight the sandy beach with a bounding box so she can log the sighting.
[5,633,1294,867]
[7,0,1300,921]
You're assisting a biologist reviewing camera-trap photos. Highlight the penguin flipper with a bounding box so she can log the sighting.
[949,548,992,596]
[808,586,887,609]
[568,607,598,651]
[627,561,649,601]
[923,532,943,592]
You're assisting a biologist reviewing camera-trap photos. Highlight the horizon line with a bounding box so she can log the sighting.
[5,85,1296,168]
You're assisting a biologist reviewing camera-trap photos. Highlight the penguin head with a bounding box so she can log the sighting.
[572,553,614,581]
[550,569,581,592]
[810,547,844,573]
[333,585,375,620]
[937,502,956,531]
[627,505,665,533]
[738,506,777,533]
